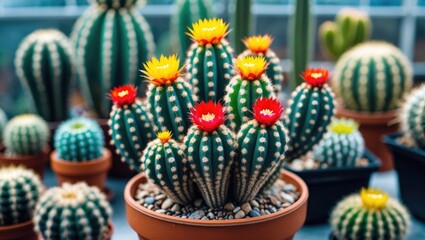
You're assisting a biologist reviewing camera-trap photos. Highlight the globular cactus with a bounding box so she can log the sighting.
[184,101,236,208]
[144,55,195,142]
[141,131,195,204]
[15,29,74,122]
[235,98,288,203]
[108,85,155,170]
[4,114,49,155]
[333,42,413,112]
[319,8,371,61]
[401,85,425,149]
[240,35,284,94]
[34,182,112,240]
[54,117,104,162]
[0,108,7,143]
[71,0,155,118]
[0,166,43,226]
[186,18,234,102]
[232,0,252,54]
[313,118,364,167]
[331,188,410,240]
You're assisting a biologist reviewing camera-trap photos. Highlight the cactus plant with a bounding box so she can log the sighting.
[224,56,275,130]
[0,166,43,226]
[4,114,49,156]
[234,98,288,203]
[144,55,195,142]
[186,18,234,102]
[232,0,252,54]
[183,101,236,208]
[319,8,371,61]
[313,118,364,167]
[141,131,195,204]
[108,85,155,171]
[239,35,284,94]
[15,29,74,122]
[401,85,425,149]
[333,41,413,112]
[54,117,104,162]
[71,0,155,118]
[34,182,113,240]
[331,188,410,240]
[0,108,7,143]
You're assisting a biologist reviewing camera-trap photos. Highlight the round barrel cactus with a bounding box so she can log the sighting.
[0,108,8,143]
[401,85,425,150]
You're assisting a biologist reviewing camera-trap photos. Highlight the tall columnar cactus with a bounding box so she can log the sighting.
[34,182,113,240]
[333,42,413,112]
[141,131,195,204]
[0,108,7,143]
[71,0,155,118]
[239,35,284,94]
[331,188,410,240]
[54,117,104,161]
[184,101,236,208]
[15,29,74,122]
[186,18,234,102]
[232,0,252,54]
[401,85,425,149]
[235,98,288,203]
[144,55,195,141]
[108,85,155,170]
[0,166,43,226]
[4,114,49,155]
[319,8,371,61]
[313,118,364,167]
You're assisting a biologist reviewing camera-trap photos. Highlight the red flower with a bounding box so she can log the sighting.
[253,98,283,126]
[190,101,225,133]
[110,85,137,107]
[302,68,329,87]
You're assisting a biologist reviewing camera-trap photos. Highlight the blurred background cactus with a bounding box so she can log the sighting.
[14,29,73,122]
[232,0,252,54]
[0,108,7,143]
[401,85,425,149]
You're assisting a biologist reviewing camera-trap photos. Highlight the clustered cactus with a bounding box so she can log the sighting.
[331,188,410,240]
[401,84,425,149]
[14,29,74,122]
[0,108,7,143]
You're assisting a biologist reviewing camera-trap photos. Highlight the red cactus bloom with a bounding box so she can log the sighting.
[253,98,283,126]
[302,68,329,87]
[110,85,137,107]
[190,101,225,133]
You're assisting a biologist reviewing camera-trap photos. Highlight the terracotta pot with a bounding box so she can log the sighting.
[38,221,114,240]
[124,170,308,240]
[336,106,399,171]
[0,146,49,179]
[0,220,38,240]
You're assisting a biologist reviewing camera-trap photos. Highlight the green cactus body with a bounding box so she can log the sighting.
[15,29,74,122]
[333,42,413,112]
[141,131,195,204]
[401,85,425,149]
[71,0,155,118]
[34,182,112,240]
[4,114,49,155]
[0,108,8,142]
[94,0,139,8]
[232,0,252,54]
[0,166,43,226]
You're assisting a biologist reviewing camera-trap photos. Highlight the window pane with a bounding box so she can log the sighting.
[419,0,425,6]
[370,0,402,6]
[414,18,425,62]
[316,0,360,5]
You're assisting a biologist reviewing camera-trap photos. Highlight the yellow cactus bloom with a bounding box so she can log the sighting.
[243,35,273,54]
[141,55,183,86]
[236,56,268,80]
[187,18,230,45]
[330,118,359,135]
[157,131,173,143]
[360,188,389,210]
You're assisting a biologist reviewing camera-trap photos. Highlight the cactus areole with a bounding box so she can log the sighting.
[253,98,283,126]
[190,101,225,133]
[110,85,138,107]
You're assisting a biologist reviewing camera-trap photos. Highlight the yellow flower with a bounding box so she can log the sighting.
[360,188,389,210]
[236,56,268,80]
[187,18,230,45]
[141,55,183,86]
[243,35,273,54]
[330,118,359,135]
[157,131,172,143]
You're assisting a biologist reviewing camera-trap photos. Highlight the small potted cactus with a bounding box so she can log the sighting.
[0,166,43,240]
[0,114,50,178]
[34,182,113,240]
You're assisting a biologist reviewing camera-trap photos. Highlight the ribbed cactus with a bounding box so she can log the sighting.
[331,188,410,240]
[224,56,275,130]
[108,85,155,170]
[4,114,49,155]
[71,0,155,118]
[54,117,104,161]
[186,18,234,102]
[232,0,252,54]
[235,98,288,203]
[141,131,195,204]
[0,108,7,143]
[34,182,112,240]
[333,42,413,112]
[15,29,74,122]
[239,35,284,94]
[313,118,364,167]
[319,8,371,61]
[401,85,425,150]
[0,166,43,226]
[144,55,195,141]
[183,101,236,208]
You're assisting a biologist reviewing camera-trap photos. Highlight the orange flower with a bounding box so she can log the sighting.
[243,35,273,54]
[302,68,329,87]
[110,85,137,107]
[235,56,268,80]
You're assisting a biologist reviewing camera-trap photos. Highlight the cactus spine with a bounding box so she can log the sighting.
[15,29,74,122]
[333,42,413,112]
[232,0,252,54]
[0,108,7,143]
[401,85,425,149]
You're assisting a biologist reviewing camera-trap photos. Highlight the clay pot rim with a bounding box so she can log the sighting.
[124,170,309,227]
[0,146,50,161]
[0,219,34,231]
[336,105,399,123]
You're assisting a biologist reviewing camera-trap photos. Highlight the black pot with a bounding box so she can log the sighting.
[284,151,380,224]
[383,132,425,222]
